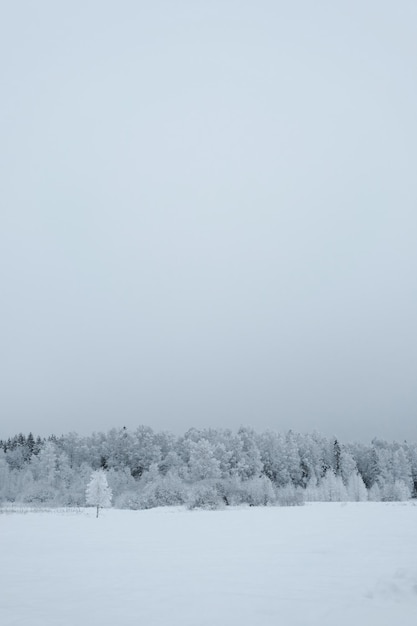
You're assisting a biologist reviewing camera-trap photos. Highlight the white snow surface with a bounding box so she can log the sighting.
[1,502,417,626]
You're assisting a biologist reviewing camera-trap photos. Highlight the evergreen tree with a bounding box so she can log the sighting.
[333,438,342,475]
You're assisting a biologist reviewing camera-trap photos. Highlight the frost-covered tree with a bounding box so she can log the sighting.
[187,482,223,510]
[0,451,10,501]
[36,441,58,486]
[86,470,112,517]
[188,439,221,482]
[297,433,322,487]
[236,427,263,480]
[333,438,342,475]
[391,448,412,491]
[136,469,187,510]
[5,444,26,471]
[241,475,276,506]
[129,426,161,478]
[346,472,368,501]
[67,462,94,506]
[368,482,382,502]
[259,431,290,486]
[406,443,417,496]
[285,431,303,486]
[106,467,136,499]
[338,450,358,485]
[348,443,379,488]
[380,478,411,502]
[320,470,347,502]
[276,483,305,506]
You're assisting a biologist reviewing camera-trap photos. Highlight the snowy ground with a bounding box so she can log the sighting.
[1,503,417,626]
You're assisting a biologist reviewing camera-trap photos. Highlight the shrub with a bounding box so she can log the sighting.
[187,482,223,510]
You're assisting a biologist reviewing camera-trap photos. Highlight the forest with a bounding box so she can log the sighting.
[1,426,415,509]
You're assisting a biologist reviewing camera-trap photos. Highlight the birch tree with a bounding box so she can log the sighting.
[86,470,112,517]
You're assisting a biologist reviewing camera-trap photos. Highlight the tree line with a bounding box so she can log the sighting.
[0,426,415,509]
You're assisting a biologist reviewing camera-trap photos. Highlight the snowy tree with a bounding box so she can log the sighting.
[297,433,322,487]
[188,439,221,482]
[259,431,290,486]
[276,483,305,506]
[339,450,358,485]
[187,482,223,510]
[333,438,342,475]
[380,478,411,502]
[406,443,417,496]
[349,443,379,488]
[106,467,136,500]
[368,482,382,502]
[285,431,303,486]
[66,463,94,506]
[130,426,161,478]
[320,470,347,502]
[391,448,412,491]
[242,475,276,506]
[86,470,112,517]
[0,451,10,501]
[36,441,58,486]
[136,469,188,509]
[346,472,368,501]
[5,444,26,471]
[236,427,263,480]
[304,478,321,502]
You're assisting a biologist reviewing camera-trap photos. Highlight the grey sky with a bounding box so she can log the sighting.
[1,1,416,442]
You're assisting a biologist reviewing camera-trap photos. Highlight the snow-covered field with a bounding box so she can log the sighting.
[1,503,417,626]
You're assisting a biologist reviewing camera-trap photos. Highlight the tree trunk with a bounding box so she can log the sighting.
[96,505,99,518]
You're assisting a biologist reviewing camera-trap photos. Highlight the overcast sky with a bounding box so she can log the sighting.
[1,1,416,442]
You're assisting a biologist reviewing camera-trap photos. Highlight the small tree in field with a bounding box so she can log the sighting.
[86,470,112,517]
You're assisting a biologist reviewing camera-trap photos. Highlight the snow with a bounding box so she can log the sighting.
[1,502,417,626]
